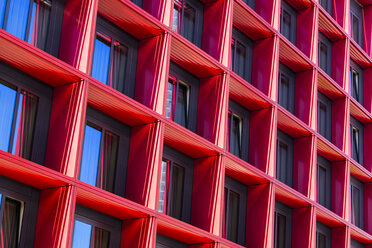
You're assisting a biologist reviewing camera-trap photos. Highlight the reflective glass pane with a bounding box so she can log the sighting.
[93,227,110,248]
[317,165,326,206]
[279,74,290,110]
[226,190,240,243]
[72,220,92,248]
[319,42,328,73]
[172,1,181,32]
[235,41,246,78]
[6,0,31,40]
[1,198,23,248]
[281,10,291,40]
[91,35,111,85]
[158,160,168,213]
[352,186,361,227]
[169,163,185,220]
[0,0,6,28]
[277,141,288,184]
[80,124,102,186]
[183,3,195,43]
[352,70,359,101]
[230,114,242,158]
[165,81,174,119]
[352,127,359,162]
[318,102,327,137]
[0,82,17,152]
[26,2,36,44]
[352,15,359,44]
[100,131,119,193]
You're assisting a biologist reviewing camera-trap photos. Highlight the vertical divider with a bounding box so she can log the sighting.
[255,0,279,29]
[121,217,156,248]
[142,0,173,26]
[332,160,349,219]
[332,38,349,91]
[364,182,372,235]
[332,97,350,154]
[331,226,349,248]
[344,160,351,222]
[363,68,372,114]
[292,206,316,248]
[334,0,348,31]
[44,81,88,177]
[363,123,372,174]
[296,6,317,62]
[363,6,372,57]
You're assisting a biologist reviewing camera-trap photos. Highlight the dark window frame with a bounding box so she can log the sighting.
[73,204,122,248]
[228,99,250,161]
[224,176,247,246]
[280,0,297,44]
[168,61,199,132]
[350,0,363,47]
[276,129,294,187]
[274,201,292,248]
[318,32,332,76]
[351,238,365,248]
[319,0,332,15]
[350,59,363,105]
[242,0,255,9]
[79,106,131,197]
[92,16,138,98]
[0,61,52,165]
[350,116,364,166]
[160,145,194,223]
[316,222,331,248]
[131,0,142,7]
[231,27,253,83]
[278,62,295,114]
[317,155,332,209]
[317,91,332,141]
[350,176,364,230]
[156,234,189,248]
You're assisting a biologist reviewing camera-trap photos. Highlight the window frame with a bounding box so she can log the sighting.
[280,0,297,44]
[317,155,332,209]
[274,201,292,248]
[317,91,332,141]
[318,32,332,76]
[79,107,131,197]
[168,61,199,132]
[350,0,363,47]
[92,16,138,98]
[160,145,194,223]
[224,176,247,246]
[350,59,363,105]
[278,62,295,114]
[350,176,364,230]
[350,116,364,166]
[276,129,294,187]
[231,27,253,83]
[316,222,331,248]
[351,238,365,248]
[73,204,122,248]
[228,99,250,161]
[319,0,332,15]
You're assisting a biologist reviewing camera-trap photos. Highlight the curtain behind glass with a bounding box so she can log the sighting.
[99,131,118,193]
[0,198,22,248]
[169,163,185,220]
[226,190,240,243]
[112,42,127,93]
[93,227,110,248]
[35,0,51,50]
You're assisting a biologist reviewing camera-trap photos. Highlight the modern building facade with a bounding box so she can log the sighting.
[0,0,371,247]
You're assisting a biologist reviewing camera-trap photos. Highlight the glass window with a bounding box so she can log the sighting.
[350,59,363,105]
[242,0,255,9]
[91,17,138,98]
[351,239,365,248]
[318,32,332,76]
[172,0,203,47]
[316,222,331,248]
[276,129,293,187]
[228,113,242,158]
[350,116,363,165]
[280,0,296,44]
[231,27,253,82]
[79,107,130,197]
[350,0,363,47]
[274,201,292,248]
[278,62,295,113]
[317,91,332,141]
[320,0,332,15]
[158,145,193,223]
[156,234,189,248]
[317,155,331,209]
[350,176,364,229]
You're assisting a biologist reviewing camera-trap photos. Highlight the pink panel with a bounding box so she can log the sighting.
[125,122,163,209]
[364,183,372,235]
[296,6,317,61]
[44,82,87,177]
[293,136,315,198]
[363,124,372,174]
[252,36,278,100]
[34,186,76,248]
[292,207,315,248]
[331,161,348,218]
[363,6,372,56]
[332,98,349,153]
[255,0,277,27]
[334,0,348,30]
[331,226,348,248]
[134,33,169,114]
[191,156,224,235]
[249,107,276,176]
[363,68,372,115]
[58,0,98,72]
[332,39,349,90]
[142,0,172,26]
[245,183,274,248]
[121,217,155,248]
[295,69,316,128]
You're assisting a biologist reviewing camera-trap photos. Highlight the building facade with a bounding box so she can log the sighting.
[0,0,371,247]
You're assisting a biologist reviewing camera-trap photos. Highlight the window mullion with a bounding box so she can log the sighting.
[166,161,174,216]
[180,0,185,36]
[174,81,180,122]
[107,40,115,88]
[8,90,21,153]
[25,0,35,43]
[96,127,105,189]
[225,189,230,239]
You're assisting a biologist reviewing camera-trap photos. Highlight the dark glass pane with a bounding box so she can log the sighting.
[352,186,361,227]
[275,213,286,248]
[176,82,188,128]
[281,9,291,40]
[169,163,185,220]
[352,70,359,101]
[93,227,110,248]
[226,190,240,243]
[0,82,17,152]
[317,165,326,206]
[71,220,92,248]
[91,35,111,85]
[352,15,359,44]
[183,2,195,43]
[12,90,38,160]
[158,160,168,213]
[277,141,288,184]
[318,102,327,137]
[319,0,328,11]
[112,42,128,92]
[352,127,359,162]
[6,0,31,40]
[235,41,246,78]
[231,39,235,71]
[317,232,326,248]
[1,198,22,248]
[99,131,119,193]
[279,74,290,110]
[230,114,242,158]
[34,0,51,50]
[319,42,328,73]
[166,81,174,120]
[80,124,102,186]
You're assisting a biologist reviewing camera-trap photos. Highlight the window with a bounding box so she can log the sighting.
[350,176,364,229]
[131,0,142,7]
[0,0,64,56]
[71,205,121,248]
[317,155,331,209]
[158,145,193,223]
[242,0,255,9]
[156,234,189,248]
[0,176,39,247]
[276,129,293,187]
[231,27,253,82]
[278,62,295,113]
[172,0,203,47]
[319,0,332,15]
[318,32,332,76]
[228,99,250,161]
[91,16,138,98]
[280,0,296,44]
[351,239,365,248]
[274,201,292,248]
[350,59,363,105]
[350,0,363,47]
[0,62,52,165]
[316,222,331,248]
[79,107,130,197]
[317,91,332,141]
[166,62,199,132]
[224,176,247,246]
[350,116,363,165]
